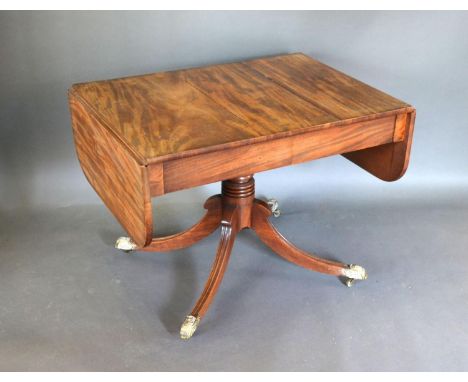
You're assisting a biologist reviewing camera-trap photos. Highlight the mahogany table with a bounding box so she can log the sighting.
[69,53,415,339]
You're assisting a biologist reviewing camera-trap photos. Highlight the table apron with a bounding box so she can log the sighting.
[153,114,399,195]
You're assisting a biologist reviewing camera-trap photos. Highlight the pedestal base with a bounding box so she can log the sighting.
[115,175,368,339]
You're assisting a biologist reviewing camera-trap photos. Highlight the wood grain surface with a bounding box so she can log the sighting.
[70,52,416,222]
[70,53,414,166]
[159,115,397,194]
[69,94,153,247]
[69,54,416,337]
[185,61,335,134]
[245,53,412,119]
[178,176,359,328]
[70,71,249,163]
[251,200,346,276]
[343,110,416,181]
[139,195,222,252]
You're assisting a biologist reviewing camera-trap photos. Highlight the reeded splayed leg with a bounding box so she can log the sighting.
[180,176,254,339]
[115,195,222,253]
[117,173,368,340]
[251,200,368,286]
[180,209,239,339]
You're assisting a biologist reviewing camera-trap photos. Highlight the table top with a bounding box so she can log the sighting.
[70,53,413,165]
[69,53,416,247]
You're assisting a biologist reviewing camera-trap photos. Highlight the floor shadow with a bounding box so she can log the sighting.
[98,227,122,247]
[93,183,217,335]
[151,186,216,334]
[156,247,200,334]
[242,217,346,265]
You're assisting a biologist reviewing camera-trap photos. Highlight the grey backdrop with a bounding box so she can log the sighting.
[1,11,468,210]
[1,11,468,371]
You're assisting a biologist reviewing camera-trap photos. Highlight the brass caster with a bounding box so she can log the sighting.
[342,264,368,287]
[180,315,200,340]
[267,198,281,218]
[115,236,138,252]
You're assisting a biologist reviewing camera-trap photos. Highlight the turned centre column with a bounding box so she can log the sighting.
[221,175,255,230]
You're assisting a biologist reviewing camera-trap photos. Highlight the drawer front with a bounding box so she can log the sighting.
[158,114,398,194]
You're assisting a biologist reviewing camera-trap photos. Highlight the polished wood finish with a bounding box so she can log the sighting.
[186,61,335,132]
[70,53,414,162]
[160,114,397,194]
[70,53,415,206]
[344,109,416,181]
[139,195,222,252]
[69,53,415,337]
[187,176,255,320]
[70,70,248,163]
[157,176,356,324]
[190,204,238,320]
[245,53,411,119]
[69,94,153,247]
[251,200,346,276]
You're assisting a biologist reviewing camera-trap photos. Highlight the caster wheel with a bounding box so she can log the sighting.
[342,264,368,287]
[267,198,281,217]
[180,315,200,340]
[115,236,138,252]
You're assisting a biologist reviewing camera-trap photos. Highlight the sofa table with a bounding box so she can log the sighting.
[69,53,415,339]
